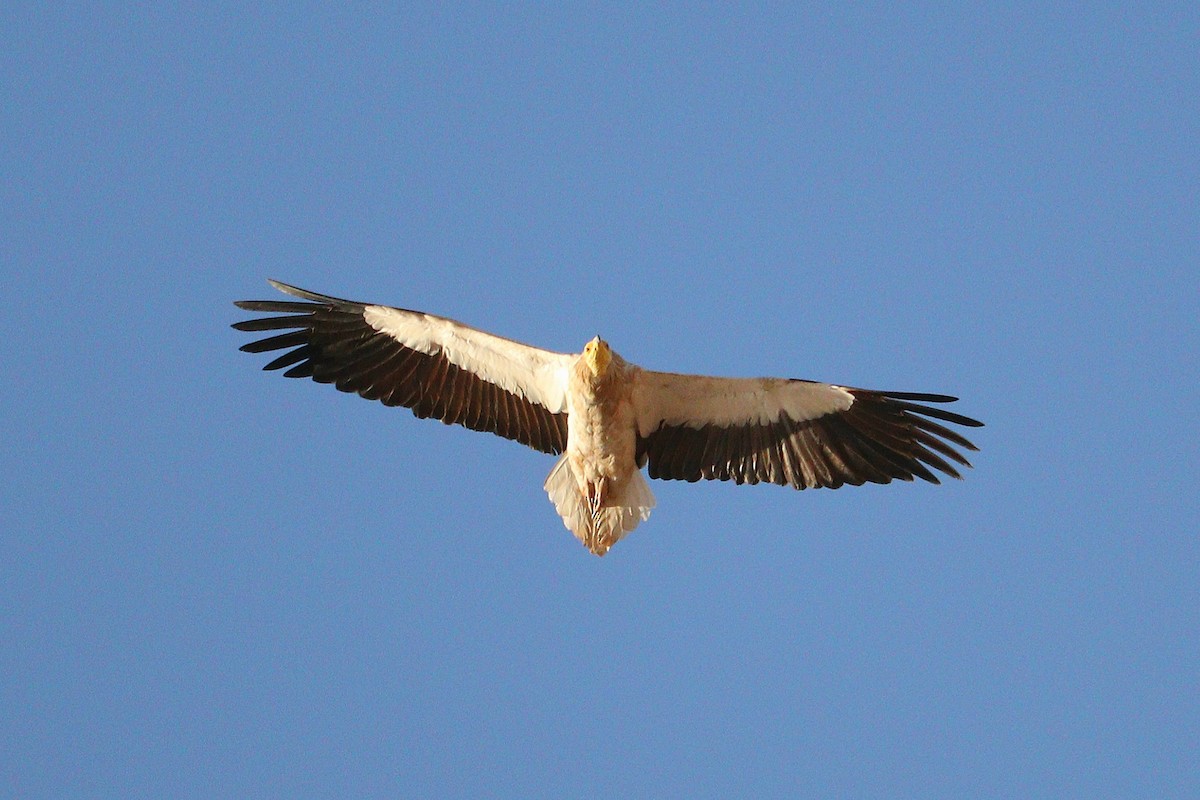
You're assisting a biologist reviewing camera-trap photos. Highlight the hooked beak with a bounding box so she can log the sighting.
[584,336,612,377]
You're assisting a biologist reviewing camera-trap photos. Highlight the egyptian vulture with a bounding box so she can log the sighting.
[233,281,983,556]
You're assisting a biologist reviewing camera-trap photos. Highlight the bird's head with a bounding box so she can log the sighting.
[583,336,612,377]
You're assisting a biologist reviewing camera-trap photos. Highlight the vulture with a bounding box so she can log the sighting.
[233,281,983,556]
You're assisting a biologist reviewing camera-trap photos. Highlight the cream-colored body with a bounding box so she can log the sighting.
[544,338,655,555]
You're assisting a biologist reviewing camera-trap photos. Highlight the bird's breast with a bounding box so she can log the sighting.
[565,368,638,487]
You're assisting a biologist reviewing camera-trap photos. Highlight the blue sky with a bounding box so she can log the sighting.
[3,3,1196,797]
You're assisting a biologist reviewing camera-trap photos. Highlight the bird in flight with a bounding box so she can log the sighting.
[233,281,983,556]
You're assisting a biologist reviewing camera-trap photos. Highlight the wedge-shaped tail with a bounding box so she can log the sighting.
[544,457,656,556]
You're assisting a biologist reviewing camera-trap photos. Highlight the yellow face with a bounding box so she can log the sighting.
[583,336,612,376]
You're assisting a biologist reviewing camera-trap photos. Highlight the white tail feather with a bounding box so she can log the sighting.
[543,457,655,556]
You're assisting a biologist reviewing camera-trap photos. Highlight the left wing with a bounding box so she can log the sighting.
[232,281,573,454]
[631,371,982,488]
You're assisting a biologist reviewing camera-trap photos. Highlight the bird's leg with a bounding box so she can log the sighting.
[585,477,607,518]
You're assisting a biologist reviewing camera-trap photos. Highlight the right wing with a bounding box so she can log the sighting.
[232,280,573,455]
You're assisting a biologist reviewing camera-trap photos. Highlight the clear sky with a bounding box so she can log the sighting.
[3,4,1197,798]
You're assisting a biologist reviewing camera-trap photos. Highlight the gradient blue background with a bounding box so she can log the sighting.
[4,4,1196,797]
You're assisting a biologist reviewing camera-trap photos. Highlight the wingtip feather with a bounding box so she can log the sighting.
[268,280,326,302]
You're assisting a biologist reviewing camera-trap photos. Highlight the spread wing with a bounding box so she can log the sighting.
[632,371,982,488]
[232,281,572,454]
